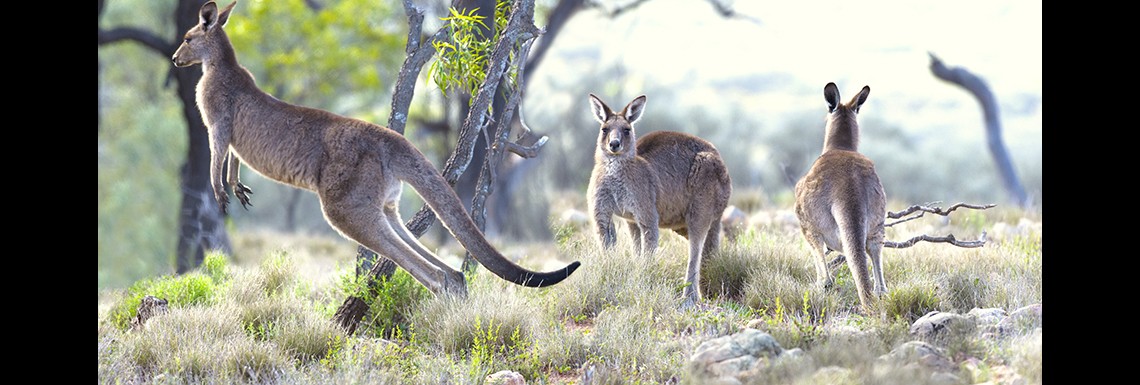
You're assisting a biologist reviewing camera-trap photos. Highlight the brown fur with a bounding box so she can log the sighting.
[794,82,887,312]
[171,1,579,297]
[585,94,732,307]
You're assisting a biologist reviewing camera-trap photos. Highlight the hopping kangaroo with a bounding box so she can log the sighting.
[586,94,732,306]
[794,82,887,311]
[171,1,579,297]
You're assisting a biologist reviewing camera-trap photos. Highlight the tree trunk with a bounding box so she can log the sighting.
[173,0,233,273]
[99,0,232,274]
[928,52,1030,208]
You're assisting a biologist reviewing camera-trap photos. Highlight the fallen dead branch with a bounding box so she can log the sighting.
[884,201,993,249]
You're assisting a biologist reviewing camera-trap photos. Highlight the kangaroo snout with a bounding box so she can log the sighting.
[608,139,622,153]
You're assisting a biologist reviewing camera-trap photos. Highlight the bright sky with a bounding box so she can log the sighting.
[527,0,1042,147]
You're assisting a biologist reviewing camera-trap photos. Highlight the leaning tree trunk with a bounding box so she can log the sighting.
[336,0,547,335]
[99,0,232,274]
[929,52,1030,208]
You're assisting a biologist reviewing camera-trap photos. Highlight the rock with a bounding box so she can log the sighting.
[878,341,957,373]
[721,205,749,242]
[996,304,1041,336]
[968,307,1009,338]
[689,328,786,382]
[558,209,590,230]
[485,370,525,385]
[910,311,975,342]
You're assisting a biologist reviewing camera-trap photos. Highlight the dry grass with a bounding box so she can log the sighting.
[98,204,1041,384]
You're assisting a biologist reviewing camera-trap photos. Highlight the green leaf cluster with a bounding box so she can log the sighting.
[228,0,405,119]
[428,0,511,99]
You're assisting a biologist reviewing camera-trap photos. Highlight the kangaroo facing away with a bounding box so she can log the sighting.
[794,82,887,312]
[585,94,732,307]
[171,1,579,298]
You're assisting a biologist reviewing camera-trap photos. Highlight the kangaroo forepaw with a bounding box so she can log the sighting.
[235,183,254,210]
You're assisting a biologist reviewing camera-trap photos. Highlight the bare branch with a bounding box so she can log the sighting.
[98,27,174,56]
[886,202,996,227]
[462,3,543,272]
[704,0,762,26]
[929,52,1029,208]
[524,0,585,82]
[404,0,541,236]
[585,0,652,18]
[387,1,449,136]
[506,135,547,158]
[826,231,988,267]
[885,233,987,248]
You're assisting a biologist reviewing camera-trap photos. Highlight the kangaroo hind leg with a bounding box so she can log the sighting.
[321,194,466,298]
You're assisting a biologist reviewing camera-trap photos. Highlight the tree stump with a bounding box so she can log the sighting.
[130,295,169,331]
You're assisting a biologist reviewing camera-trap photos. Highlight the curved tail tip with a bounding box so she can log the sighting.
[525,260,582,288]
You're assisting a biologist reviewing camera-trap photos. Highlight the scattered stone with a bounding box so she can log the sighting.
[996,304,1041,336]
[721,205,749,242]
[689,328,789,383]
[485,370,525,385]
[969,307,1009,338]
[878,340,957,373]
[558,209,590,230]
[910,311,976,343]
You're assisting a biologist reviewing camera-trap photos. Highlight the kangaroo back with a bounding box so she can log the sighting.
[794,82,886,312]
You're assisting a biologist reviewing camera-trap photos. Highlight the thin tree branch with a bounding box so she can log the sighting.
[929,52,1029,208]
[585,0,652,18]
[388,0,449,136]
[463,32,539,272]
[506,135,547,158]
[98,27,175,56]
[525,0,584,80]
[704,0,762,26]
[404,0,541,235]
[884,233,987,248]
[886,202,996,227]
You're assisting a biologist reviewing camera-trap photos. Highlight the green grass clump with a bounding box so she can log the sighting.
[880,281,941,321]
[108,271,219,330]
[98,204,1042,384]
[336,267,431,339]
[111,303,292,383]
[411,281,548,381]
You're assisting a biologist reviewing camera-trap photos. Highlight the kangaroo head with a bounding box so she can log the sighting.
[822,82,871,152]
[172,1,237,67]
[588,94,646,157]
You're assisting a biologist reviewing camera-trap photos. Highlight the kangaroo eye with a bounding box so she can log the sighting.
[184,37,192,43]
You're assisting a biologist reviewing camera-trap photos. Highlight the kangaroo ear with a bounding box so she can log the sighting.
[199,1,216,29]
[588,93,612,124]
[623,95,647,125]
[217,1,237,28]
[201,1,236,31]
[200,1,219,30]
[850,85,870,113]
[824,82,840,113]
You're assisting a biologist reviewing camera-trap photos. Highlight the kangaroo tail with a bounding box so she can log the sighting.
[833,200,875,307]
[393,145,580,287]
